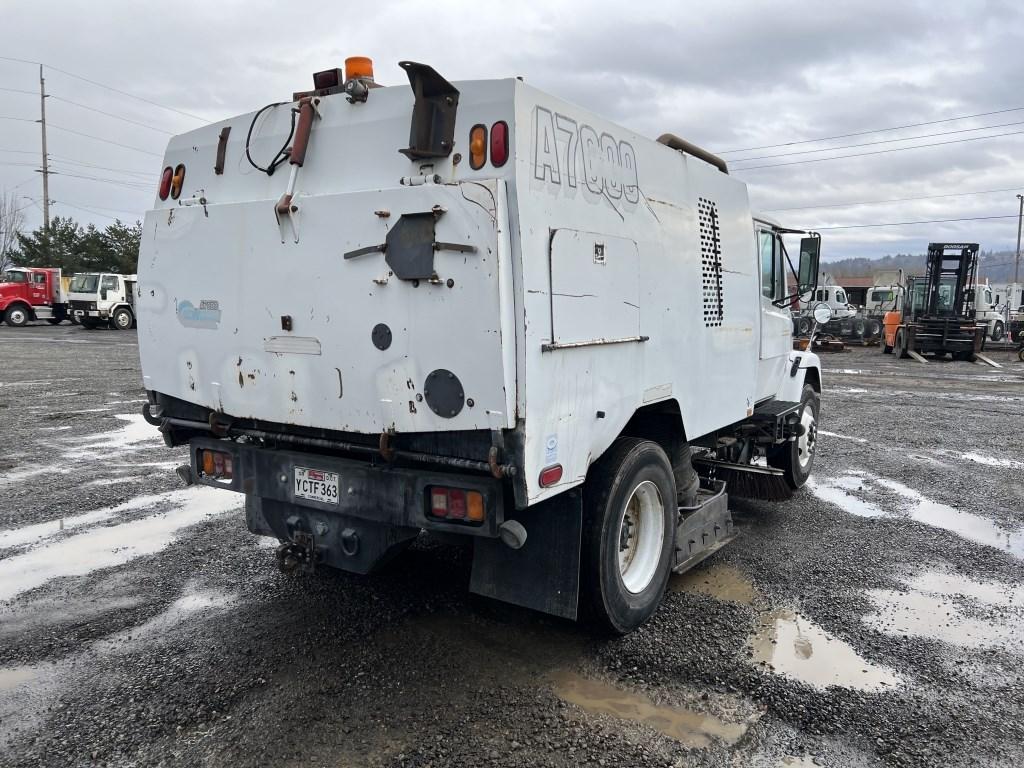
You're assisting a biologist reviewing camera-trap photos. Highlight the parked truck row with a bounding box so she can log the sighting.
[0,267,137,329]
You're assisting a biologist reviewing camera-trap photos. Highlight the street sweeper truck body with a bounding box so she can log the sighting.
[137,59,823,633]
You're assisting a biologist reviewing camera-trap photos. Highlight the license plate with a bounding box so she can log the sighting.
[74,309,84,316]
[293,466,339,504]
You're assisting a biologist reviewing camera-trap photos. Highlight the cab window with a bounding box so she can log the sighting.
[32,273,46,284]
[759,231,774,299]
[101,275,119,290]
[835,289,846,304]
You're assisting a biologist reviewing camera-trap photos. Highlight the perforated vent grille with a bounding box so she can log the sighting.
[698,197,724,327]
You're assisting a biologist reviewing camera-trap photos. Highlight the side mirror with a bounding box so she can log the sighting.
[798,236,820,295]
[812,302,833,325]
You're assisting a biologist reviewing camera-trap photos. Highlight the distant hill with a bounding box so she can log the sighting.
[824,249,1021,282]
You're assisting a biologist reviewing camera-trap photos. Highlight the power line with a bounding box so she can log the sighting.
[50,171,152,192]
[735,128,1024,171]
[815,215,1019,231]
[0,55,206,123]
[0,86,37,96]
[763,186,1024,213]
[0,148,38,155]
[717,105,1024,155]
[50,156,152,178]
[731,119,1024,164]
[48,95,175,135]
[45,123,162,157]
[52,199,127,222]
[0,116,37,124]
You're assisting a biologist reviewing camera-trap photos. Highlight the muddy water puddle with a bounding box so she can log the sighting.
[749,609,901,691]
[0,665,42,692]
[670,562,756,605]
[550,671,752,748]
[864,569,1024,652]
[806,471,1024,559]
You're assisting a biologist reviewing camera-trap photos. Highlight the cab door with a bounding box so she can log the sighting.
[755,228,791,401]
[28,272,48,306]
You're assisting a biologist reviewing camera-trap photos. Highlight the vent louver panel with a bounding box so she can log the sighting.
[698,197,724,327]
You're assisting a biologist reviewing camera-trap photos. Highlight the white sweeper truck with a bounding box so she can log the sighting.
[138,58,825,633]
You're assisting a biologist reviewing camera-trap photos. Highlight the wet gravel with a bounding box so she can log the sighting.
[1,324,1023,767]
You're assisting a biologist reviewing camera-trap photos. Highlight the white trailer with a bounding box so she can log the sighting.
[137,60,823,632]
[68,272,138,330]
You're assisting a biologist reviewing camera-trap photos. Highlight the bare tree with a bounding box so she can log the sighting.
[0,190,27,273]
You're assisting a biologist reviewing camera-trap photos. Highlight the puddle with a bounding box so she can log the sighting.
[0,487,224,552]
[806,473,1024,559]
[0,486,241,602]
[864,569,1024,652]
[749,609,901,692]
[58,413,161,459]
[84,475,145,488]
[0,665,42,692]
[816,430,868,444]
[0,465,73,487]
[957,452,1024,470]
[550,671,750,748]
[93,590,235,653]
[671,563,756,605]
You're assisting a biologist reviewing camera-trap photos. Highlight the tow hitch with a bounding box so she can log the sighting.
[275,531,317,574]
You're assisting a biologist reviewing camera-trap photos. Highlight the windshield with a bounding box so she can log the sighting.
[70,274,100,293]
[1,270,27,284]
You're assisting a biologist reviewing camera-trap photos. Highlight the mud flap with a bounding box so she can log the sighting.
[469,489,582,620]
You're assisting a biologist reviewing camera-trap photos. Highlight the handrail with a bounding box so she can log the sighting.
[657,133,729,175]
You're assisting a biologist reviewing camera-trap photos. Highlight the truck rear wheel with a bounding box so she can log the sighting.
[582,437,676,634]
[4,306,29,327]
[112,307,134,330]
[895,329,909,358]
[768,384,819,490]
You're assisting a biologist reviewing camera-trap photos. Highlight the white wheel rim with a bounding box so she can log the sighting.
[11,309,25,324]
[797,404,816,470]
[616,480,665,594]
[116,313,130,328]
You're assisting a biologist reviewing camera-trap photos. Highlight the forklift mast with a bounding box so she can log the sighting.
[923,242,978,320]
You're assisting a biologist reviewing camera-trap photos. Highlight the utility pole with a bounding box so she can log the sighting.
[1015,193,1023,284]
[38,64,50,230]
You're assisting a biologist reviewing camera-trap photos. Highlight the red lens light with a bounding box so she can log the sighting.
[490,121,509,167]
[448,489,467,519]
[539,464,563,487]
[158,166,172,200]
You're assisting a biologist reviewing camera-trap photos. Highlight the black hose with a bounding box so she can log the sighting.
[244,102,297,176]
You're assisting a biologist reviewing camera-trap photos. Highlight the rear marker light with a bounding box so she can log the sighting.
[469,124,487,170]
[490,121,509,167]
[170,163,186,200]
[158,166,173,200]
[198,449,233,480]
[428,487,485,525]
[539,464,563,487]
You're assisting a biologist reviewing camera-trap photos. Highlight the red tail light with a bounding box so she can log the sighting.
[158,166,173,200]
[538,464,563,487]
[428,486,485,525]
[490,121,509,167]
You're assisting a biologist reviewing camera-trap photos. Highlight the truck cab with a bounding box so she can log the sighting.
[68,272,138,330]
[0,267,68,327]
[970,283,1006,341]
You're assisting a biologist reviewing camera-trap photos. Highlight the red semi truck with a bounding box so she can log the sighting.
[0,267,70,327]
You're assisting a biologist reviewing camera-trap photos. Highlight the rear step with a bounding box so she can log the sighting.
[672,479,736,574]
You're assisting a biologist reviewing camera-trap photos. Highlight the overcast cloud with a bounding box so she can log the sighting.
[1,0,1022,261]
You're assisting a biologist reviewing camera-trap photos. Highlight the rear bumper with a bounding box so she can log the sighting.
[190,437,507,571]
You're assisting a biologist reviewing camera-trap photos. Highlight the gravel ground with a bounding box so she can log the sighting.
[1,323,1023,768]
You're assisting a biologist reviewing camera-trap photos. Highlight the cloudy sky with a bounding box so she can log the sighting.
[1,0,1022,261]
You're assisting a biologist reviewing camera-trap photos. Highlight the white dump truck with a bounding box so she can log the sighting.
[68,272,138,330]
[137,59,824,632]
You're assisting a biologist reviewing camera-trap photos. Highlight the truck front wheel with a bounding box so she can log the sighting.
[768,384,819,490]
[991,321,1005,342]
[582,437,676,634]
[112,307,134,330]
[4,306,29,327]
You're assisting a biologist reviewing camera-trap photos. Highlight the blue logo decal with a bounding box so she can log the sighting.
[177,299,222,330]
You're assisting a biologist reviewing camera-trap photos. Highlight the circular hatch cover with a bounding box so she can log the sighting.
[423,369,465,418]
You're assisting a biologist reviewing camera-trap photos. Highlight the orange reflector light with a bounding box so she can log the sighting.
[490,121,509,167]
[170,163,186,200]
[469,124,487,170]
[345,56,374,82]
[466,491,485,522]
[538,464,563,487]
[201,449,215,476]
